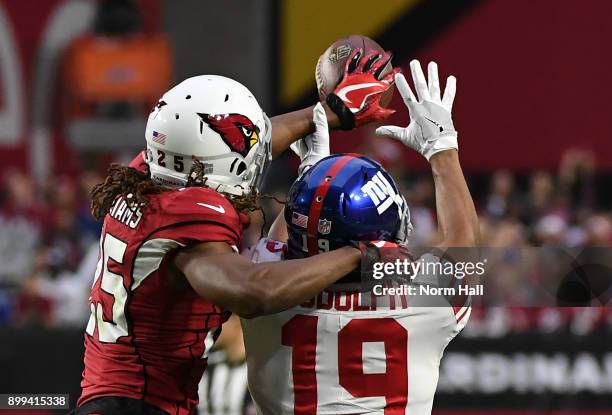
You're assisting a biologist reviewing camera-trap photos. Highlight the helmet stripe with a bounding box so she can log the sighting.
[306,154,357,256]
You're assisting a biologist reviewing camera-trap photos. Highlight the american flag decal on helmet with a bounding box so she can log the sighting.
[152,131,166,145]
[292,212,308,228]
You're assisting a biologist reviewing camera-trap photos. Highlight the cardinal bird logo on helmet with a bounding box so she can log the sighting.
[198,113,260,157]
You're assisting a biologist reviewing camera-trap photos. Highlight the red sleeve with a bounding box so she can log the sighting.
[129,150,147,172]
[157,187,243,248]
[148,222,240,252]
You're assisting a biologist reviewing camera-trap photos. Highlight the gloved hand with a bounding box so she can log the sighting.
[290,102,330,175]
[376,60,458,161]
[326,48,401,130]
[352,240,413,286]
[354,240,408,262]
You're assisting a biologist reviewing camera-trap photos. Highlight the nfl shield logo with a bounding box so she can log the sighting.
[317,219,332,235]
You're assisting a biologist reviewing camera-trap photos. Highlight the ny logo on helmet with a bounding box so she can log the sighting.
[361,171,404,214]
[199,113,260,157]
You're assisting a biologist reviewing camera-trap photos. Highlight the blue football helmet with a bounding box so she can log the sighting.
[284,153,412,259]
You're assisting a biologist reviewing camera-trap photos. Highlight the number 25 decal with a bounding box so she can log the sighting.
[157,150,185,172]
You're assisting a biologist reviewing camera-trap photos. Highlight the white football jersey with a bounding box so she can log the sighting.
[241,238,470,415]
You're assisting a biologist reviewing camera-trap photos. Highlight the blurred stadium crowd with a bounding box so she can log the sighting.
[1,0,611,337]
[2,146,611,335]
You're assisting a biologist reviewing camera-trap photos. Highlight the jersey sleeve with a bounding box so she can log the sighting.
[411,252,472,326]
[128,150,148,172]
[156,187,243,249]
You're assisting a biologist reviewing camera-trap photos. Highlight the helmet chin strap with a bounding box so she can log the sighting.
[147,159,246,195]
[148,163,189,188]
[204,179,248,197]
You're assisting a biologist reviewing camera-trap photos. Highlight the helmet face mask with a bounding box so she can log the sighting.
[284,154,412,259]
[144,75,272,196]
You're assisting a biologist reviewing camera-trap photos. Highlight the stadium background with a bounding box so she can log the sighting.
[0,0,611,414]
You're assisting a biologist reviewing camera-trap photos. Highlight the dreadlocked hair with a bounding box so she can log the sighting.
[90,163,163,220]
[91,159,286,237]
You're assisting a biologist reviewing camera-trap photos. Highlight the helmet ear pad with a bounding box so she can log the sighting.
[285,154,409,259]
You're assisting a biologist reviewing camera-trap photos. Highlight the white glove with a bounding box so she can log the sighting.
[290,102,330,175]
[376,60,458,161]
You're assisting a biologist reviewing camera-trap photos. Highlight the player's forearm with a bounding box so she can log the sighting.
[270,103,339,158]
[267,208,288,242]
[247,246,360,316]
[430,150,479,247]
[177,246,360,318]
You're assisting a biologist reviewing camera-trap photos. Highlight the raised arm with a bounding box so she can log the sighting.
[174,241,360,318]
[270,103,338,158]
[269,101,332,242]
[377,60,479,248]
[267,209,289,242]
[270,48,399,158]
[429,151,479,247]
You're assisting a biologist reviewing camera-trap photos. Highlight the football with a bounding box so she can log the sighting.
[315,34,395,106]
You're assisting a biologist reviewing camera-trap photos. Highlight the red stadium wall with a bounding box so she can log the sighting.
[334,0,612,172]
[0,0,160,177]
[2,0,612,175]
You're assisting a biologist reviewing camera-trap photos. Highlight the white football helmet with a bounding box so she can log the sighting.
[144,75,272,196]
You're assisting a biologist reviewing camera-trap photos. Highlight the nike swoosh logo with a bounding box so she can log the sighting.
[336,82,385,104]
[424,116,444,132]
[196,203,225,214]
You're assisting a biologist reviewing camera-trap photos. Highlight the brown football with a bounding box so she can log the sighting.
[315,34,394,107]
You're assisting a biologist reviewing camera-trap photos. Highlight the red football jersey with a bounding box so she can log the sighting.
[128,149,147,171]
[78,186,243,415]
